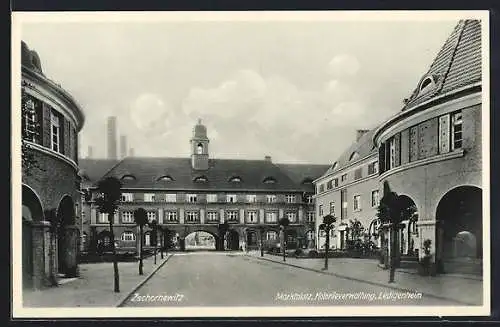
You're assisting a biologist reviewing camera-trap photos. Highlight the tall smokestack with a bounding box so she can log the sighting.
[107,116,117,159]
[87,146,93,159]
[120,135,127,159]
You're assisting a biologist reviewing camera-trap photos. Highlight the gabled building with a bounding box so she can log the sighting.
[79,120,330,253]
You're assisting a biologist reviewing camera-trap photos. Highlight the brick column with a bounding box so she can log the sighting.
[61,225,79,277]
[31,221,51,289]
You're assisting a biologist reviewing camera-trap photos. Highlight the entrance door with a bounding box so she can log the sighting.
[22,220,33,288]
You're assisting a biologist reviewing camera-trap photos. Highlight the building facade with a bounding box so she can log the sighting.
[79,120,329,254]
[21,41,85,289]
[373,19,483,275]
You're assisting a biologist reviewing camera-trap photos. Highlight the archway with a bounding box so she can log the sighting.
[436,186,482,273]
[22,185,43,288]
[246,230,258,249]
[185,231,217,251]
[56,196,76,275]
[286,229,298,249]
[397,195,418,257]
[226,229,240,250]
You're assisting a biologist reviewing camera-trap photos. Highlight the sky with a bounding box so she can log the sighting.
[20,16,459,164]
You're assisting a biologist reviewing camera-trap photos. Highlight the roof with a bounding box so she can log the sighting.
[78,159,121,182]
[402,19,481,111]
[81,157,329,192]
[320,128,377,178]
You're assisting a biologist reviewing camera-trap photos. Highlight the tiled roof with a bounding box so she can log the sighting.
[276,163,331,191]
[320,129,377,178]
[402,19,481,111]
[78,159,121,182]
[81,157,328,192]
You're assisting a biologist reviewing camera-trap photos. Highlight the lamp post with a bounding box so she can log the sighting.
[321,214,336,270]
[279,218,290,262]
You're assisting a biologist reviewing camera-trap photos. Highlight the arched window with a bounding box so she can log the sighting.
[229,176,242,183]
[419,75,437,94]
[194,175,208,183]
[157,175,174,182]
[121,231,136,241]
[197,143,204,154]
[121,174,136,182]
[331,162,338,170]
[263,176,277,184]
[349,152,359,161]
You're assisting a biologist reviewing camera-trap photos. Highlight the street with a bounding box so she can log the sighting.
[121,252,463,307]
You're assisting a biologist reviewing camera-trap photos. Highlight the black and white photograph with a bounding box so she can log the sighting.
[12,10,490,318]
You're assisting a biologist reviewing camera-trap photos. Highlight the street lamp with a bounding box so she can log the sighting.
[321,214,336,270]
[279,218,290,262]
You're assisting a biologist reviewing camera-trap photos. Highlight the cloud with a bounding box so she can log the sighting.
[130,93,174,135]
[328,54,360,79]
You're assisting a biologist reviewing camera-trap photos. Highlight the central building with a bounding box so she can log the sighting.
[79,120,329,253]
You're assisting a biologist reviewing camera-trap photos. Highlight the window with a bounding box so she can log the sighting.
[50,111,61,153]
[318,204,323,217]
[186,194,197,203]
[334,178,339,187]
[266,195,277,203]
[368,162,378,175]
[144,193,155,202]
[305,194,313,204]
[98,213,109,224]
[306,230,315,241]
[185,211,199,222]
[144,233,151,246]
[194,176,208,183]
[157,175,174,182]
[206,211,218,222]
[165,211,178,222]
[286,212,297,223]
[246,210,258,223]
[263,177,277,184]
[197,143,203,154]
[341,189,348,220]
[330,201,335,215]
[229,176,242,183]
[121,175,136,181]
[266,231,278,240]
[354,168,362,180]
[285,194,296,203]
[226,210,239,222]
[122,211,134,223]
[331,162,338,171]
[226,194,237,203]
[165,193,176,203]
[341,174,347,182]
[23,99,37,143]
[319,184,325,193]
[147,211,157,222]
[371,190,380,207]
[121,193,134,202]
[389,137,396,169]
[246,194,257,203]
[265,211,278,223]
[353,195,361,211]
[451,111,463,150]
[326,180,333,190]
[349,152,359,161]
[121,231,136,241]
[306,211,315,223]
[206,194,217,203]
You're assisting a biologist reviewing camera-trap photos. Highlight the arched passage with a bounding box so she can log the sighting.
[436,186,482,271]
[225,229,240,250]
[185,231,217,251]
[22,185,44,288]
[397,195,419,257]
[56,195,76,275]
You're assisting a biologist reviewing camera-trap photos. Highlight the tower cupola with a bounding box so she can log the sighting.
[190,119,210,170]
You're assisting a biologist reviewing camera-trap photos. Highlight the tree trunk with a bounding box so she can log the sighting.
[282,229,286,262]
[260,231,264,257]
[324,228,329,270]
[109,216,120,292]
[139,225,143,275]
[389,224,397,283]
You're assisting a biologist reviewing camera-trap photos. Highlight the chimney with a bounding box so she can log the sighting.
[87,146,93,159]
[356,129,370,141]
[264,155,272,163]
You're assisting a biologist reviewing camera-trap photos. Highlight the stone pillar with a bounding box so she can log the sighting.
[220,209,225,223]
[91,207,96,224]
[158,208,164,224]
[279,208,284,219]
[298,207,304,223]
[200,209,205,224]
[61,225,79,277]
[31,221,51,289]
[179,208,185,224]
[417,220,437,262]
[259,209,265,224]
[239,209,245,224]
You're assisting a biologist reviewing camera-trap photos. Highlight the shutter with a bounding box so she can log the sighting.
[439,115,450,154]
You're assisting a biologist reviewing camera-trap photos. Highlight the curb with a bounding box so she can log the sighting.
[246,255,479,306]
[115,254,173,307]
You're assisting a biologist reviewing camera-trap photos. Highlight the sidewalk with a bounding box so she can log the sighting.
[246,252,483,306]
[23,254,170,307]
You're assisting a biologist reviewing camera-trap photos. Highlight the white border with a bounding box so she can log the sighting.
[11,10,491,318]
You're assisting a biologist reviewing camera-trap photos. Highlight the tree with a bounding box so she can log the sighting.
[149,219,158,265]
[320,214,337,270]
[95,176,122,292]
[278,217,290,262]
[349,219,365,241]
[376,181,402,283]
[134,208,148,275]
[21,84,42,177]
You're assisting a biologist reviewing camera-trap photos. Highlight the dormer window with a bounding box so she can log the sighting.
[194,175,208,183]
[419,75,437,94]
[229,176,242,183]
[263,177,277,184]
[331,162,338,170]
[197,143,204,154]
[121,174,136,182]
[157,175,174,182]
[349,152,359,161]
[301,178,313,185]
